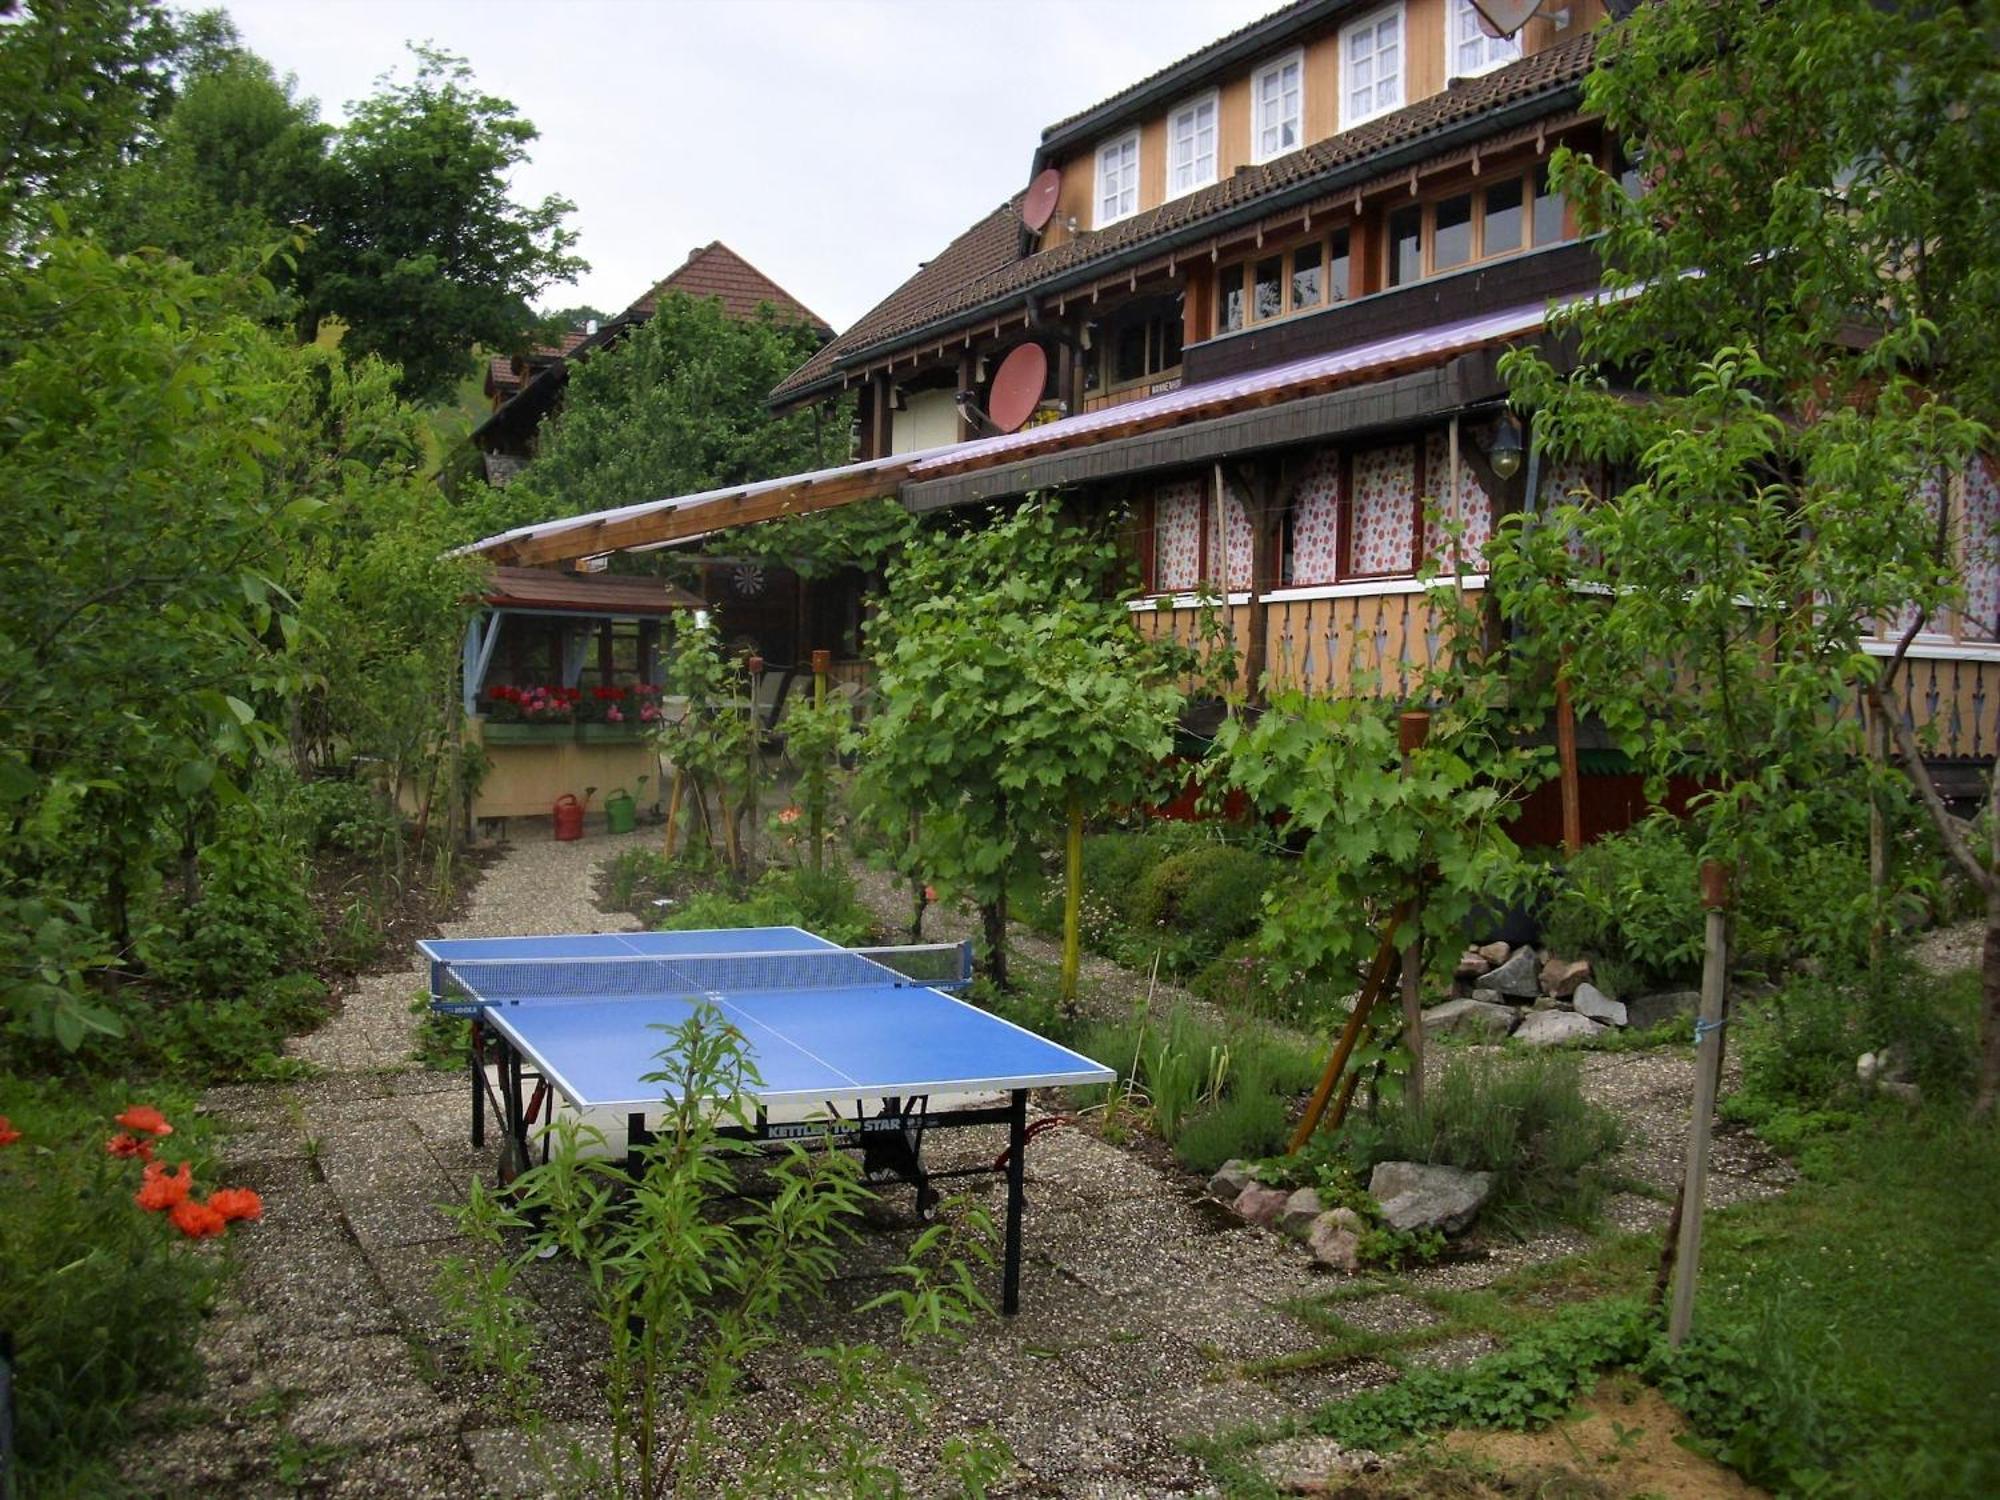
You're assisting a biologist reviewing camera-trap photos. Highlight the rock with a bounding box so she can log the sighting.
[1513,1009,1606,1047]
[1539,955,1592,998]
[1857,1044,1910,1085]
[1369,1162,1493,1235]
[1306,1213,1361,1271]
[1476,940,1512,966]
[1420,997,1518,1041]
[1627,989,1701,1030]
[1454,949,1491,980]
[1572,982,1627,1027]
[1475,945,1539,999]
[1209,1158,1258,1201]
[1234,1183,1290,1229]
[1279,1187,1324,1236]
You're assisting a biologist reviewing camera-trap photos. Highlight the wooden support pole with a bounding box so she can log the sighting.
[811,649,830,875]
[1399,710,1431,1117]
[1289,897,1413,1153]
[1060,786,1084,1006]
[1668,860,1733,1347]
[1555,663,1583,856]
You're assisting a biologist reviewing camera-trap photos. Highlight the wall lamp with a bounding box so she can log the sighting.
[1486,414,1525,481]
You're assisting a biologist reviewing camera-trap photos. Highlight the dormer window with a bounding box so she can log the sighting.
[1168,91,1219,197]
[1342,5,1403,128]
[1449,0,1521,79]
[1252,51,1304,162]
[1095,130,1140,227]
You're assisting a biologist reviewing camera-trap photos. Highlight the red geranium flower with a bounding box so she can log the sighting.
[170,1198,227,1239]
[206,1187,263,1223]
[0,1115,19,1147]
[115,1105,173,1137]
[135,1160,194,1212]
[106,1132,155,1162]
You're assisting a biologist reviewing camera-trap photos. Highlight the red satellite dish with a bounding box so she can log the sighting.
[988,343,1048,434]
[1022,168,1063,233]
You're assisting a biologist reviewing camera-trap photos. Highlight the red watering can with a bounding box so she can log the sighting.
[552,794,584,841]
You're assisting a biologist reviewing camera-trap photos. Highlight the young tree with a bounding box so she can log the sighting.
[1494,0,2000,1107]
[858,501,1185,994]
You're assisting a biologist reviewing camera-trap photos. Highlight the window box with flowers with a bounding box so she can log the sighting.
[481,683,582,742]
[575,684,666,741]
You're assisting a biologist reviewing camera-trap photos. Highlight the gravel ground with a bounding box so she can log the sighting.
[128,823,1793,1498]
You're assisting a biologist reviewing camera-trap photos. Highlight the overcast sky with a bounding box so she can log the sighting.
[220,0,1277,333]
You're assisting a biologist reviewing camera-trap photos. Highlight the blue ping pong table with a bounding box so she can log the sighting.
[418,926,1113,1313]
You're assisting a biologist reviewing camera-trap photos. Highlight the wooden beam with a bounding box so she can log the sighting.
[494,467,909,567]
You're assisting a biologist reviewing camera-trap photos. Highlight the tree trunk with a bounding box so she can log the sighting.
[1060,788,1083,1008]
[981,892,1009,991]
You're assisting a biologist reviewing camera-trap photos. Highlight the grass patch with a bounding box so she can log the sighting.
[1652,1109,2000,1498]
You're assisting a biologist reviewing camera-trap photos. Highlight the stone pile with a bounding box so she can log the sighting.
[1205,1159,1494,1271]
[1419,942,1699,1047]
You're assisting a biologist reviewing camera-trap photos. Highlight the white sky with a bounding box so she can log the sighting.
[220,0,1278,333]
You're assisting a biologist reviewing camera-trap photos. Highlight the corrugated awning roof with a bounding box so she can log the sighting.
[467,293,1578,567]
[481,565,706,615]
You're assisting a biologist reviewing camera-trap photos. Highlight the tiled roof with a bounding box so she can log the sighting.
[626,242,832,336]
[771,30,1597,404]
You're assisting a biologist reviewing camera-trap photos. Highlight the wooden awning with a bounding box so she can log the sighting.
[481,566,705,616]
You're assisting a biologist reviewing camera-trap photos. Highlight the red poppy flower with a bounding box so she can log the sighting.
[106,1132,155,1162]
[0,1116,19,1147]
[135,1161,194,1212]
[115,1105,173,1137]
[206,1187,263,1223]
[170,1198,227,1239]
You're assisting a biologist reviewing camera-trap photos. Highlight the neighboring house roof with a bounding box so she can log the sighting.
[481,565,705,616]
[628,242,833,337]
[771,29,1597,406]
[474,243,831,451]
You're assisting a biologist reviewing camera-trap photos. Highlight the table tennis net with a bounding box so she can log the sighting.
[437,942,973,1007]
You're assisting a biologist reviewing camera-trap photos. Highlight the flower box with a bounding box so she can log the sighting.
[482,721,575,745]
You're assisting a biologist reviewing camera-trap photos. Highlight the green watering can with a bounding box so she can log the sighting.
[603,787,637,835]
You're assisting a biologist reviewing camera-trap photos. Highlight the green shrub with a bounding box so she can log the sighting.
[154,806,316,999]
[1726,966,1975,1146]
[1338,1052,1622,1232]
[282,775,401,856]
[0,1081,223,1487]
[659,866,876,948]
[1173,1089,1289,1173]
[1191,932,1354,1027]
[1542,813,1704,994]
[604,846,678,910]
[1131,843,1273,957]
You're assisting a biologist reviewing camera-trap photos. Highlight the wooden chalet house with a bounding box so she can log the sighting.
[465,0,2000,825]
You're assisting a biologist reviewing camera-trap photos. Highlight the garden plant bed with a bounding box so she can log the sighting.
[101,829,1979,1498]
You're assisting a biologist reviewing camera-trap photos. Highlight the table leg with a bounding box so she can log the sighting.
[500,1040,527,1185]
[470,1019,486,1148]
[1003,1088,1026,1316]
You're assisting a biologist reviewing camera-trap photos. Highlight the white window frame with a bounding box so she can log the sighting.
[1094,129,1141,228]
[1250,48,1305,164]
[1167,89,1220,198]
[1341,4,1405,130]
[1447,0,1521,80]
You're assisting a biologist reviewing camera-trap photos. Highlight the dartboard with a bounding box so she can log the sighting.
[732,563,766,597]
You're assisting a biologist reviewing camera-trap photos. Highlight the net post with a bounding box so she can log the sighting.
[1002,1088,1027,1315]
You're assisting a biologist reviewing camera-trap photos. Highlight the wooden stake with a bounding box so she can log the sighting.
[1060,787,1084,1006]
[662,768,685,856]
[1399,710,1431,1117]
[1288,898,1412,1152]
[1668,860,1732,1347]
[1555,664,1583,856]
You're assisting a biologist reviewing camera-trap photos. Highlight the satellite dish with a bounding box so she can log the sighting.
[988,343,1049,434]
[1471,0,1540,37]
[1022,168,1063,233]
